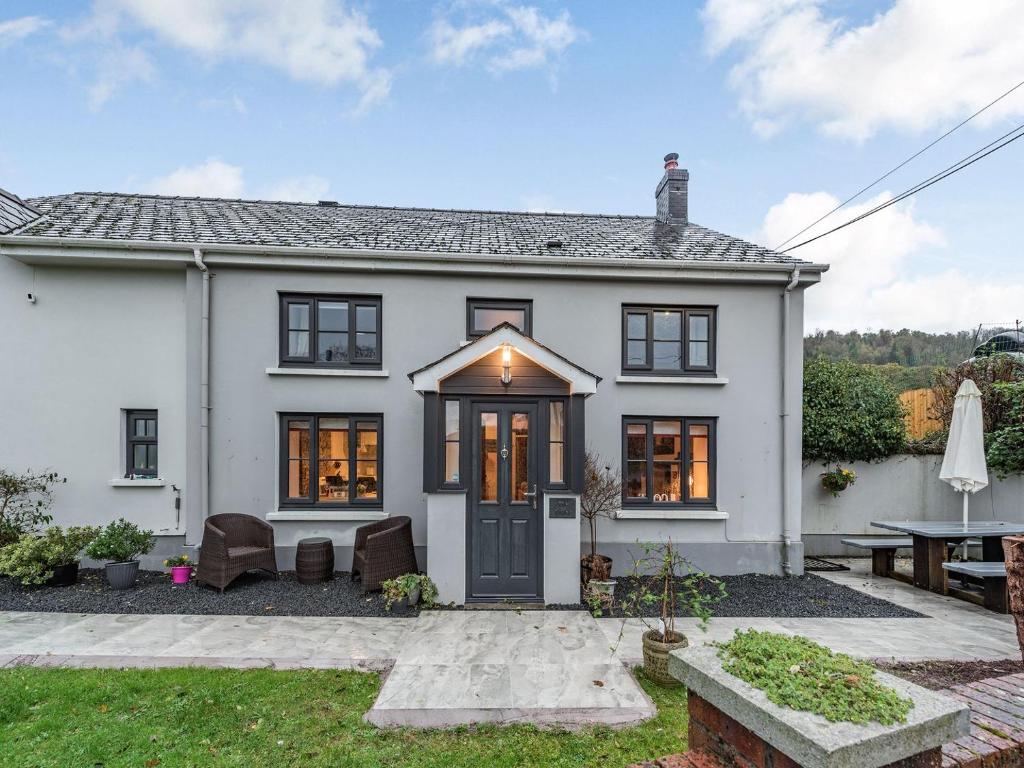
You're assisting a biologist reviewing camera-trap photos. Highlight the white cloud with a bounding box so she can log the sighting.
[429,4,581,74]
[701,0,1024,140]
[262,175,331,203]
[143,159,246,198]
[87,44,155,111]
[756,190,1024,332]
[0,15,50,45]
[141,160,331,203]
[72,0,390,110]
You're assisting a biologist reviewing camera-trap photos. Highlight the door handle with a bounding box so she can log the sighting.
[523,484,537,510]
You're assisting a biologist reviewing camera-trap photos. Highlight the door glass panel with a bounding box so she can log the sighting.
[444,400,460,483]
[549,401,564,484]
[480,412,498,502]
[318,418,349,502]
[511,412,529,502]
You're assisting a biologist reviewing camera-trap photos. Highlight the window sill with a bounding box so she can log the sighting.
[616,375,728,385]
[615,507,727,520]
[266,367,389,378]
[108,478,166,488]
[267,510,389,522]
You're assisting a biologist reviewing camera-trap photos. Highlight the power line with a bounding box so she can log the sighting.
[783,121,1024,252]
[773,78,1024,250]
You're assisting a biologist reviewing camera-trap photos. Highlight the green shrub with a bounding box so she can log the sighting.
[987,381,1024,478]
[803,359,907,464]
[0,469,66,547]
[717,630,913,725]
[932,354,1024,435]
[0,526,99,585]
[85,519,155,563]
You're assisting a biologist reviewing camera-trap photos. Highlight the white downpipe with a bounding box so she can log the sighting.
[780,267,801,576]
[193,248,211,528]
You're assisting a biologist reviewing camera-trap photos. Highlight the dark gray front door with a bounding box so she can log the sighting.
[469,402,542,600]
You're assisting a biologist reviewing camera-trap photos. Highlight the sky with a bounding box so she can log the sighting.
[1,0,1023,334]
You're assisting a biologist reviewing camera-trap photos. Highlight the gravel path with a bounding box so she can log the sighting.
[0,571,922,619]
[555,573,926,619]
[0,569,418,618]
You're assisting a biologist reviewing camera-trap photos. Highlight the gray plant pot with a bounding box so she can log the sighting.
[105,560,140,590]
[402,585,421,608]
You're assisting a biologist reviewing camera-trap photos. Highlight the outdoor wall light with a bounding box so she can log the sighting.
[501,343,512,386]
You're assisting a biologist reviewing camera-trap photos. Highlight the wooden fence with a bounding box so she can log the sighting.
[899,387,943,439]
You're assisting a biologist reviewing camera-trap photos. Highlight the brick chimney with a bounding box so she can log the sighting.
[655,152,688,226]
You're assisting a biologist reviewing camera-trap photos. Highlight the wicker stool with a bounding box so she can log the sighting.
[296,537,334,585]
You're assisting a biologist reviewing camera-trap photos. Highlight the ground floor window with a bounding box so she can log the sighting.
[622,416,715,507]
[125,409,158,478]
[280,413,382,508]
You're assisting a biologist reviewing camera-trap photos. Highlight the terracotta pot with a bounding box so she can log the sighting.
[642,628,688,687]
[580,554,613,585]
[46,562,79,587]
[1003,537,1024,662]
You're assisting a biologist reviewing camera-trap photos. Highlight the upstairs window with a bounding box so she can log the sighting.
[467,298,532,338]
[622,417,716,507]
[280,294,381,368]
[622,306,715,375]
[126,410,158,478]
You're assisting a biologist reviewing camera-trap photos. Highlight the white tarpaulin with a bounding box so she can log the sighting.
[939,379,989,525]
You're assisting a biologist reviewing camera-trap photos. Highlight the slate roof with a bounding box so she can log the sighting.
[0,188,41,235]
[9,191,811,266]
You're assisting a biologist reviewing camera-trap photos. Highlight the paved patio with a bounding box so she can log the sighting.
[1,558,1019,728]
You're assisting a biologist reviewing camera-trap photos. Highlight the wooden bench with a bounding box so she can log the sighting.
[942,561,1008,613]
[841,537,913,580]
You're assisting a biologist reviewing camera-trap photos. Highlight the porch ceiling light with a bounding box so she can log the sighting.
[501,343,512,386]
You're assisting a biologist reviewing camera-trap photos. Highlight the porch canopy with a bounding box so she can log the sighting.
[408,323,600,495]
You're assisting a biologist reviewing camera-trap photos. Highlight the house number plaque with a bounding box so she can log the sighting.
[548,497,577,519]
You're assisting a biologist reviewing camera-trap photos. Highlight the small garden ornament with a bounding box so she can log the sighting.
[85,519,155,589]
[164,554,194,584]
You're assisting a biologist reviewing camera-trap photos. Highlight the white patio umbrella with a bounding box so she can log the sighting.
[939,379,989,526]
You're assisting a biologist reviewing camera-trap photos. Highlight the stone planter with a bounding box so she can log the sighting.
[1004,536,1024,662]
[105,560,140,590]
[45,562,79,587]
[668,646,969,768]
[642,629,688,687]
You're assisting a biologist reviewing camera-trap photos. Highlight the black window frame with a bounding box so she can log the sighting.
[279,293,382,369]
[279,413,384,509]
[466,298,533,338]
[621,305,716,375]
[125,409,158,478]
[620,416,717,509]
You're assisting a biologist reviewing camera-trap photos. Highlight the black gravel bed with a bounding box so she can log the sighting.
[550,573,926,618]
[0,569,418,618]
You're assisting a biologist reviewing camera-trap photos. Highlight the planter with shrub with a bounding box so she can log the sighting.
[579,452,619,594]
[85,519,155,589]
[381,573,438,611]
[0,525,99,586]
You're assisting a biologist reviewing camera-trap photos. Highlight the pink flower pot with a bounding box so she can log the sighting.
[171,565,193,584]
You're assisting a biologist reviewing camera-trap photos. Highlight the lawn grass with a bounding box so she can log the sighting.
[0,666,688,768]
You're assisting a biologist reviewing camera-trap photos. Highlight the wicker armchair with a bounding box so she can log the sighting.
[351,516,417,592]
[196,513,278,592]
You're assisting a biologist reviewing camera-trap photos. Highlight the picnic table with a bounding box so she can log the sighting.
[871,520,1024,594]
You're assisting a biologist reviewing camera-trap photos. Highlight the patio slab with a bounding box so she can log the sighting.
[364,610,657,729]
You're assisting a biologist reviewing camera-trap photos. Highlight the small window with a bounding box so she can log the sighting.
[467,298,532,338]
[443,400,461,485]
[549,401,566,485]
[280,414,382,508]
[126,410,158,478]
[280,294,381,368]
[621,306,715,374]
[622,417,715,507]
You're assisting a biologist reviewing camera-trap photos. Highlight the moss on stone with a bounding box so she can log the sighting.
[717,630,913,725]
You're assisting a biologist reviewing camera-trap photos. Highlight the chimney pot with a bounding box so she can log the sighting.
[655,152,688,226]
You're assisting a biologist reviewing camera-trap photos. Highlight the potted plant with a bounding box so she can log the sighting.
[820,465,856,497]
[381,573,438,611]
[0,525,98,586]
[164,553,194,584]
[85,518,155,589]
[580,452,619,588]
[619,539,726,686]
